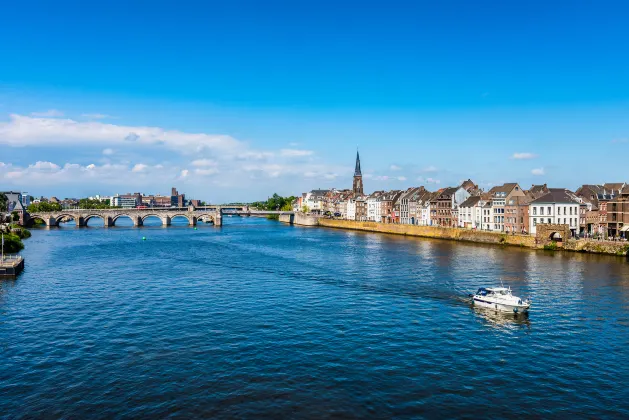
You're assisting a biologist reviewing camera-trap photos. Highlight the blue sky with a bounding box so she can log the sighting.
[1,1,628,202]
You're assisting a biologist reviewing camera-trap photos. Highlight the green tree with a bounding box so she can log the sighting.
[1,234,24,253]
[11,211,20,221]
[28,202,63,212]
[0,193,7,213]
[78,198,111,209]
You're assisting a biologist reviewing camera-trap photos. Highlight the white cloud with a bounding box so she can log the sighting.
[191,158,218,167]
[0,114,241,154]
[280,149,313,157]
[31,161,61,171]
[132,163,148,172]
[422,165,438,173]
[390,164,402,171]
[194,168,219,176]
[374,175,389,181]
[30,109,64,117]
[397,176,407,181]
[82,113,111,119]
[512,152,537,160]
[0,113,351,199]
[611,138,628,144]
[419,176,440,184]
[531,168,545,176]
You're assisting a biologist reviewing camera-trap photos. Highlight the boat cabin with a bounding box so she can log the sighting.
[476,287,511,296]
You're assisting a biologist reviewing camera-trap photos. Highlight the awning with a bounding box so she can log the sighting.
[621,225,629,232]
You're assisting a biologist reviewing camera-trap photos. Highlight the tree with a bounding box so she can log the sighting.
[0,193,7,212]
[28,202,63,212]
[11,211,19,222]
[1,234,24,253]
[302,205,310,214]
[78,198,110,209]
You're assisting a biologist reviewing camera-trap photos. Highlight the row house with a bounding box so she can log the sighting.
[435,185,471,227]
[486,183,525,232]
[529,189,581,237]
[417,191,437,226]
[398,187,427,224]
[303,189,329,214]
[607,184,629,238]
[380,190,403,223]
[347,195,365,221]
[367,191,385,222]
[575,183,625,236]
[504,195,532,234]
[458,196,484,229]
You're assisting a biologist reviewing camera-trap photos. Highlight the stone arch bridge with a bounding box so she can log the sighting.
[25,206,294,228]
[27,207,221,227]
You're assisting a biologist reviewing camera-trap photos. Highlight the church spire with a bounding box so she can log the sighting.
[353,150,364,195]
[354,150,362,176]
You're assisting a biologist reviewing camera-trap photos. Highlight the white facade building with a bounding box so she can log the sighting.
[346,198,357,221]
[528,189,580,236]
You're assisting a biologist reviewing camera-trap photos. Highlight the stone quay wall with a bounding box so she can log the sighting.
[279,213,320,226]
[318,219,536,247]
[317,219,629,257]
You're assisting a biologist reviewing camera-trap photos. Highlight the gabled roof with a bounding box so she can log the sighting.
[506,195,532,206]
[460,179,477,191]
[529,188,580,205]
[489,183,518,194]
[529,184,548,195]
[438,187,458,198]
[459,196,482,208]
[603,183,625,193]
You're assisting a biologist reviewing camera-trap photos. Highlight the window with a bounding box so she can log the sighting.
[533,207,537,215]
[569,207,572,215]
[533,218,537,226]
[548,206,552,215]
[540,207,544,215]
[547,218,551,224]
[563,207,566,215]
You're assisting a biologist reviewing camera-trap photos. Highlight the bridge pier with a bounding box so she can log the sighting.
[162,216,171,226]
[75,216,86,227]
[188,215,197,226]
[133,216,143,227]
[103,216,113,227]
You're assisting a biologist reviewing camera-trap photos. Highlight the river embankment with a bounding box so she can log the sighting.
[316,219,629,257]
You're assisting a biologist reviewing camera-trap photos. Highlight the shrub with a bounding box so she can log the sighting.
[543,241,558,251]
[9,226,31,239]
[2,234,24,253]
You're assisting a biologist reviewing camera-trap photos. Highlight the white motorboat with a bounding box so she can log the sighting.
[471,287,531,314]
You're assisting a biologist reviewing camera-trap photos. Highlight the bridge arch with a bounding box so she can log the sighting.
[196,214,215,224]
[55,214,78,226]
[169,214,194,225]
[535,223,571,248]
[111,214,142,227]
[26,214,52,227]
[84,214,105,223]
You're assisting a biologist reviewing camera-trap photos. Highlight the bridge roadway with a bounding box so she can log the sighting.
[26,206,293,227]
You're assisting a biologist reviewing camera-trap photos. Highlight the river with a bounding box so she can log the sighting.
[1,217,629,418]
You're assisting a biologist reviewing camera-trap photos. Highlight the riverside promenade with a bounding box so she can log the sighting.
[317,219,629,257]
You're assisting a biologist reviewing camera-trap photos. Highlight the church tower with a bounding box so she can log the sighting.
[353,151,364,195]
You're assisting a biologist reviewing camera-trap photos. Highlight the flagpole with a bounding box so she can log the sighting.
[1,233,4,263]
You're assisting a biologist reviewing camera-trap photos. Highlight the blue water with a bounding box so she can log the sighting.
[1,217,629,418]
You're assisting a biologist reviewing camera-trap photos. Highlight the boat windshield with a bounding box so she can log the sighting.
[476,288,488,296]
